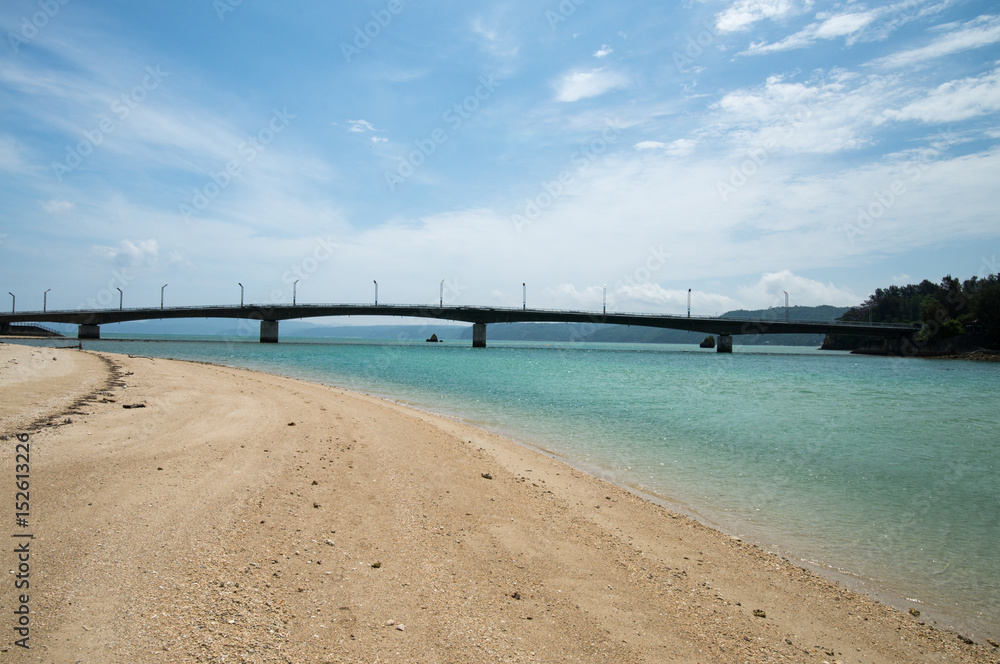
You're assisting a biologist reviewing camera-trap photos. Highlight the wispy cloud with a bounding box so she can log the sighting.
[871,13,1000,68]
[634,139,697,156]
[347,119,377,133]
[715,0,814,34]
[711,72,885,153]
[92,238,160,268]
[554,68,629,102]
[882,68,1000,123]
[41,198,75,214]
[741,10,878,55]
[735,270,860,308]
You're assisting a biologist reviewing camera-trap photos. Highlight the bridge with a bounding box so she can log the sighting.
[0,303,919,352]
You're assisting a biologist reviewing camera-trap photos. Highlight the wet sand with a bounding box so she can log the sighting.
[1,342,997,663]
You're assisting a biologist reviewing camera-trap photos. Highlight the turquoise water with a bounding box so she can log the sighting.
[9,336,999,635]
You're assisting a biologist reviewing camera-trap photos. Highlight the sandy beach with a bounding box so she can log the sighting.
[1,341,997,663]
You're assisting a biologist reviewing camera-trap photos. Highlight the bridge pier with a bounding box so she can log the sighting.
[0,322,8,334]
[717,334,733,353]
[260,320,279,343]
[78,324,101,340]
[472,322,487,348]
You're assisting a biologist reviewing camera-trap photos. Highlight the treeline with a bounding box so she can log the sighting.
[839,273,1000,343]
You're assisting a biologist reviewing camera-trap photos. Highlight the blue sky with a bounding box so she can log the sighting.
[1,0,998,320]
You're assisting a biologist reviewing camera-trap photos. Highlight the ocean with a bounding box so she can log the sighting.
[8,335,999,637]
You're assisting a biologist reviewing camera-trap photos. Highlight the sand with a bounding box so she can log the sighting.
[1,341,997,663]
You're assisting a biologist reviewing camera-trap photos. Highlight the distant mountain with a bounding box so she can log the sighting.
[721,305,850,322]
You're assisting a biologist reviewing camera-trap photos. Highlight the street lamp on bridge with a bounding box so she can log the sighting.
[688,288,691,318]
[374,280,378,306]
[293,279,299,306]
[161,284,167,310]
[603,284,607,315]
[238,282,244,307]
[440,279,444,307]
[44,289,51,313]
[116,287,123,311]
[522,283,526,310]
[783,290,789,322]
[8,292,13,314]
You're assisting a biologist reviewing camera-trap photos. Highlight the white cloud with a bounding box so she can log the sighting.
[347,119,376,133]
[634,139,697,156]
[815,11,878,38]
[594,45,613,58]
[41,199,75,214]
[741,10,877,55]
[739,2,958,56]
[713,72,884,153]
[554,68,629,102]
[92,239,160,268]
[872,13,1000,68]
[716,0,814,34]
[736,271,860,308]
[371,136,388,144]
[882,68,1000,123]
[616,283,742,313]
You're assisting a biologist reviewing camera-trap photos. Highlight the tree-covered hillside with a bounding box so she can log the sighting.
[833,273,1000,349]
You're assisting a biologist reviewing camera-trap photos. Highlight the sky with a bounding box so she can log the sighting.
[0,0,998,322]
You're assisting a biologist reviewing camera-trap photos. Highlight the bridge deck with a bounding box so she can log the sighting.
[0,303,919,338]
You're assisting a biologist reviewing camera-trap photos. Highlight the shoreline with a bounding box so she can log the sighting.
[2,341,998,662]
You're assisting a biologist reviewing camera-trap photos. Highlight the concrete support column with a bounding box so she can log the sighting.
[472,322,487,348]
[717,333,733,353]
[260,320,279,343]
[78,324,101,340]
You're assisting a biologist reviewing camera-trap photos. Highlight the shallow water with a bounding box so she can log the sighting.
[9,335,999,635]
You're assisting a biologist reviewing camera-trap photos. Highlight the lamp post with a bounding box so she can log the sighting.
[603,284,607,315]
[783,290,789,322]
[44,288,51,313]
[522,282,526,310]
[238,282,244,307]
[8,292,13,314]
[293,279,299,305]
[373,280,378,306]
[440,279,444,307]
[161,284,167,310]
[687,288,691,318]
[116,287,123,311]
